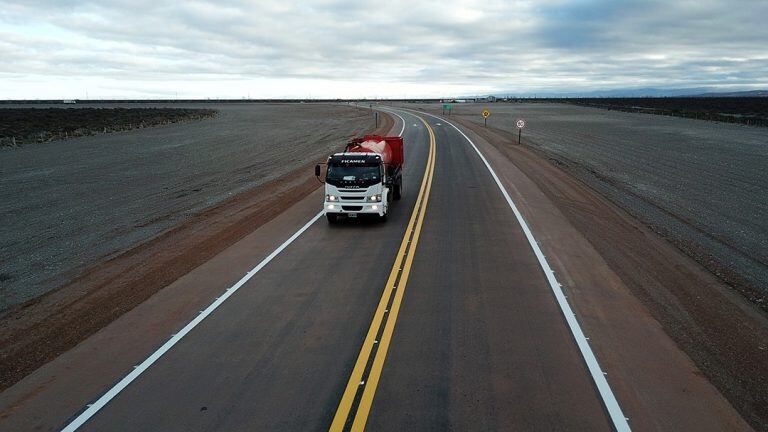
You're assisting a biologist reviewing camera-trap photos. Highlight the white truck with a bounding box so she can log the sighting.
[315,135,404,223]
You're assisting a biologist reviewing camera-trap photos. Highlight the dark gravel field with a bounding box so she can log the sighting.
[0,103,375,310]
[0,107,217,146]
[561,97,768,127]
[418,102,768,306]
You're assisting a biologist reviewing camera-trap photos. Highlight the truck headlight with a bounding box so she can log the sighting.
[326,195,339,201]
[369,194,381,202]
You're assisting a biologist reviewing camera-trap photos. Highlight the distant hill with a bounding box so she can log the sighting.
[486,88,768,99]
[691,89,768,97]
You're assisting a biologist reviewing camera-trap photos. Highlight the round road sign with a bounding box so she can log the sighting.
[482,109,490,118]
[516,119,525,129]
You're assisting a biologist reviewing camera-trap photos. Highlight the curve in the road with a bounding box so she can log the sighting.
[53,107,631,432]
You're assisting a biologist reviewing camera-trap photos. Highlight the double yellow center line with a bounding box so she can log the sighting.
[329,114,437,431]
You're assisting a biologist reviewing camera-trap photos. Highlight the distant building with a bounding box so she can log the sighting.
[62,100,77,104]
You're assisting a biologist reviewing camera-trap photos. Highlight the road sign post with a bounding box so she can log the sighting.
[375,111,379,128]
[442,103,452,116]
[516,118,525,144]
[482,109,490,127]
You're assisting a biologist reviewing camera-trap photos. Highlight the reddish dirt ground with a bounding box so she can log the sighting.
[0,112,394,392]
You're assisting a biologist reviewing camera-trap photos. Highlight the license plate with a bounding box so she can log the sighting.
[348,213,357,218]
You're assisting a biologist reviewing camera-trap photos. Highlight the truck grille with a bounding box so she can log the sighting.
[342,196,364,201]
[342,206,363,211]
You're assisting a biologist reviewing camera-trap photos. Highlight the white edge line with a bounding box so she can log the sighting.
[394,111,406,137]
[61,211,324,431]
[377,107,406,137]
[409,108,631,432]
[62,109,408,432]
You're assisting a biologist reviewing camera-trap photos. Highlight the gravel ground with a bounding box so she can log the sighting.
[420,102,768,305]
[0,107,217,146]
[0,103,376,310]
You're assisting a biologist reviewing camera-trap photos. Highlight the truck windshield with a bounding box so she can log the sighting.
[326,164,381,186]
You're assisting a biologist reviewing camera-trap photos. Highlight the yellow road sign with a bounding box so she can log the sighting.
[482,109,490,118]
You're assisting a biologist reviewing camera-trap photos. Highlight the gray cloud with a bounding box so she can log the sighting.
[0,0,766,98]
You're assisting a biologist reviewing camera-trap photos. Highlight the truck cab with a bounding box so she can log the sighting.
[322,153,389,222]
[316,136,404,223]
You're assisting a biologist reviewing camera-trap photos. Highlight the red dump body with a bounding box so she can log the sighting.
[345,135,404,168]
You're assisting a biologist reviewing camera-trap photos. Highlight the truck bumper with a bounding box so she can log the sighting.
[324,202,385,217]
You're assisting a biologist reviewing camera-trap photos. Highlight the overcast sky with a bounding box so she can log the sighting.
[1,0,766,99]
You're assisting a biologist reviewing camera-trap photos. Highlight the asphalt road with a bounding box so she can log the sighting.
[3,108,621,431]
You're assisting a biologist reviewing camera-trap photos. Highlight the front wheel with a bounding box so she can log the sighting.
[326,213,339,224]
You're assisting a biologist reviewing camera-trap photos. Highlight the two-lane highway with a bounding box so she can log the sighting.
[63,110,435,431]
[4,108,628,431]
